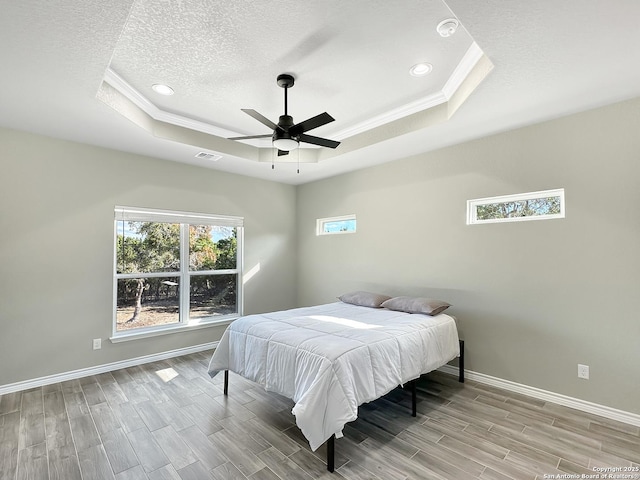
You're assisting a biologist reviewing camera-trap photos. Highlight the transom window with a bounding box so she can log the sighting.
[467,189,565,225]
[317,214,357,235]
[113,206,243,339]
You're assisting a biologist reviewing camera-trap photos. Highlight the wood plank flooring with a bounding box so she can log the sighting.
[1,351,638,479]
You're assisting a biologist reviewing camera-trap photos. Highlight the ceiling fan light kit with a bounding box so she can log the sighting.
[229,73,340,156]
[273,137,299,151]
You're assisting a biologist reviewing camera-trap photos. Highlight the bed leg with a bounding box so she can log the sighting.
[327,434,335,472]
[459,340,465,383]
[224,370,229,395]
[411,379,417,417]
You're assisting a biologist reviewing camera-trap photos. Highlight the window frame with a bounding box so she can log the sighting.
[467,188,565,225]
[316,214,357,236]
[112,206,243,342]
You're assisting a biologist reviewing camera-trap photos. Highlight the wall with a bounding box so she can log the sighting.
[296,97,640,415]
[0,129,297,386]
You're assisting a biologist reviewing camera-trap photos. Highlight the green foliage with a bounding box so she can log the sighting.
[117,222,179,274]
[189,226,237,308]
[214,235,237,270]
[116,222,238,309]
[476,197,561,220]
[189,225,217,271]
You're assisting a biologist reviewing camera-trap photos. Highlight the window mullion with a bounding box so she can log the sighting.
[180,223,190,323]
[189,269,238,276]
[237,226,244,316]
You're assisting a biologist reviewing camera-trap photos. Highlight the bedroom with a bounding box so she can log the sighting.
[1,0,639,479]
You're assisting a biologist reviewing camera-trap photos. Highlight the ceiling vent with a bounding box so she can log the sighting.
[195,152,222,161]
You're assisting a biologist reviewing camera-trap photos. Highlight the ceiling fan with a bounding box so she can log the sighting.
[229,74,340,156]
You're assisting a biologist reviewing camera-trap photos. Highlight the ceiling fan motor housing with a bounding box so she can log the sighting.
[273,129,296,142]
[274,115,297,146]
[272,127,299,151]
[277,115,294,131]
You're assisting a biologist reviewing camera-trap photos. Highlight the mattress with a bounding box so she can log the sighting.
[208,301,460,450]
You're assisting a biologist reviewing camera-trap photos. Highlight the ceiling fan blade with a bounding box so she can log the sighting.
[299,133,340,149]
[277,149,289,156]
[228,134,272,140]
[290,112,335,136]
[241,109,280,131]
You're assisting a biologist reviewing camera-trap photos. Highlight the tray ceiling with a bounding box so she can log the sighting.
[2,0,640,184]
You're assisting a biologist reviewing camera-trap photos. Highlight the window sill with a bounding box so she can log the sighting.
[110,317,236,343]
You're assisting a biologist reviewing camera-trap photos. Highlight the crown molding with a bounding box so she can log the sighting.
[442,42,485,100]
[103,68,243,140]
[103,42,486,148]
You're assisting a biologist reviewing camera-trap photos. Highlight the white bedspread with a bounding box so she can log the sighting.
[208,302,459,451]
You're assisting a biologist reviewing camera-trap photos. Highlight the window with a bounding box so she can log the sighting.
[317,214,357,235]
[467,189,565,225]
[113,206,243,339]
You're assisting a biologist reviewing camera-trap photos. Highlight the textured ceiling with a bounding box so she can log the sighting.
[2,0,640,184]
[108,0,474,138]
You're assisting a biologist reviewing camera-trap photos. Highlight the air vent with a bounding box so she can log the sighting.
[195,152,222,161]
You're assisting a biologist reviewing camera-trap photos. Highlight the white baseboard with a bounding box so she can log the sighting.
[3,347,638,430]
[0,342,218,396]
[438,365,640,428]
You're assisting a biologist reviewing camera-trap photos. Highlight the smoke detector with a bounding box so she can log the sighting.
[437,18,459,37]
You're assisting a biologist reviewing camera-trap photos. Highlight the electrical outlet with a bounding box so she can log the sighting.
[93,338,101,350]
[578,364,589,379]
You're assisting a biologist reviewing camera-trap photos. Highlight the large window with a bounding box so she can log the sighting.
[113,206,243,338]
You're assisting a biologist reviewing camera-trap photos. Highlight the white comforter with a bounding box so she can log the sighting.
[208,302,459,451]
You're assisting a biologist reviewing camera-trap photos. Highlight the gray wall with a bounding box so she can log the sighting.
[2,97,639,416]
[296,97,640,415]
[0,129,297,386]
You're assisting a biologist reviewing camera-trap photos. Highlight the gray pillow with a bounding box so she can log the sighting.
[381,296,451,316]
[338,291,392,308]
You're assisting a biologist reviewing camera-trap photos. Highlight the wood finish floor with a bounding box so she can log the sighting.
[1,350,638,480]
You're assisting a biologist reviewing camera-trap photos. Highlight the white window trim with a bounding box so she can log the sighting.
[112,206,243,342]
[316,214,357,235]
[109,317,236,343]
[114,205,243,227]
[467,188,565,225]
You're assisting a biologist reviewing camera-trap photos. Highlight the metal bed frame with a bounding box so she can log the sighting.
[223,339,465,473]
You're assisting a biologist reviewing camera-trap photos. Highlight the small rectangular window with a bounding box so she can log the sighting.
[317,214,357,235]
[467,189,565,225]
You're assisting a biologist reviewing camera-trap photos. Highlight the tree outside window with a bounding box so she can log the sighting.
[114,208,242,335]
[467,189,565,225]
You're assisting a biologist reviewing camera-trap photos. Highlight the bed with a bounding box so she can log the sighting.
[207,299,463,472]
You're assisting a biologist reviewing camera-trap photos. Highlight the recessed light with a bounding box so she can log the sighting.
[409,63,433,77]
[152,84,174,96]
[437,18,459,37]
